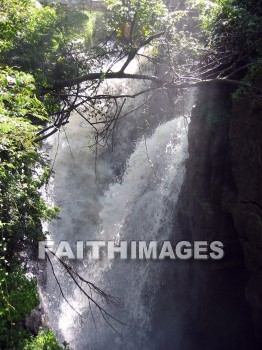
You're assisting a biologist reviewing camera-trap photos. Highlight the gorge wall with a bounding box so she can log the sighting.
[174,79,262,350]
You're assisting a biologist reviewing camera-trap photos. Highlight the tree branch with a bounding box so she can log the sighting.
[53,72,262,91]
[46,249,129,334]
[119,31,164,73]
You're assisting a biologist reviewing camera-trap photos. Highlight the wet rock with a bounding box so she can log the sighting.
[173,78,262,349]
[25,304,49,335]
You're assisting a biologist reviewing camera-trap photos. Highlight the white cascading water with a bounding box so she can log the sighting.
[41,55,195,349]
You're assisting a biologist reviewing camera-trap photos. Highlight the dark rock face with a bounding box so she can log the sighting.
[229,83,262,344]
[174,81,262,349]
[25,303,49,335]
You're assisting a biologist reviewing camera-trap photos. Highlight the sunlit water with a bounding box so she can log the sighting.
[41,56,195,349]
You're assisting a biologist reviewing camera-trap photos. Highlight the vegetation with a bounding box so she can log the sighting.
[189,0,262,96]
[0,67,59,348]
[24,330,69,350]
[0,0,261,349]
[0,267,38,349]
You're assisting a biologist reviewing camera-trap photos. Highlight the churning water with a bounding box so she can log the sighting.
[41,57,195,349]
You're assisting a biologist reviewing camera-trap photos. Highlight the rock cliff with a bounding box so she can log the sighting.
[175,79,262,349]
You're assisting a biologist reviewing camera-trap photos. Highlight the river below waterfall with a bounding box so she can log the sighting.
[41,58,196,349]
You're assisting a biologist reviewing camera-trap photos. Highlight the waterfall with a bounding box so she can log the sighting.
[41,57,195,349]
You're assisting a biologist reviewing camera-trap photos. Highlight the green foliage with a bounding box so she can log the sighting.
[0,67,59,348]
[189,0,262,66]
[164,9,203,68]
[191,0,262,54]
[0,0,32,53]
[232,60,262,100]
[105,0,168,45]
[0,68,47,121]
[24,330,69,350]
[0,3,92,348]
[0,266,38,349]
[0,0,92,90]
[0,68,59,260]
[176,0,262,103]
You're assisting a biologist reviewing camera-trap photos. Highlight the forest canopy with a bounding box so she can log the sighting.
[1,0,261,142]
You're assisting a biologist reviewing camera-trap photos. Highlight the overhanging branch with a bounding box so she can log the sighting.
[53,72,262,91]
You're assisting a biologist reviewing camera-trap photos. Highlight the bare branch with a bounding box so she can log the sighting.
[52,70,262,92]
[119,31,165,73]
[46,249,130,333]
